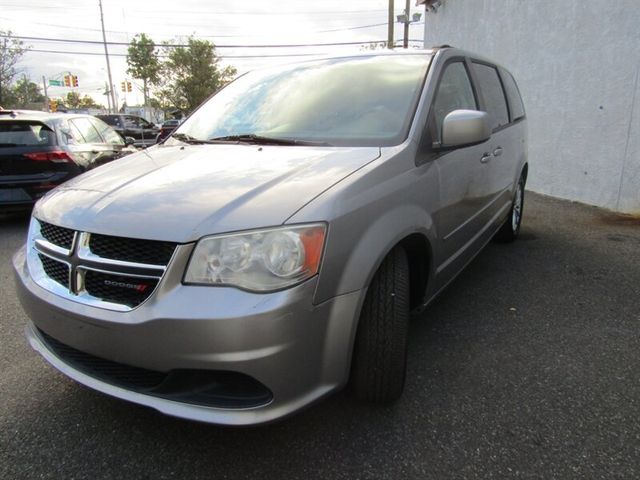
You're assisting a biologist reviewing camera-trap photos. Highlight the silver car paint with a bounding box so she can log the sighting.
[14,48,528,424]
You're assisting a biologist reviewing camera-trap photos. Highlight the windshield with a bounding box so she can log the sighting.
[168,54,432,147]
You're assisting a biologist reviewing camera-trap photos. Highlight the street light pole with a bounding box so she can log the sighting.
[387,0,394,49]
[403,0,410,49]
[98,0,116,113]
[42,75,49,112]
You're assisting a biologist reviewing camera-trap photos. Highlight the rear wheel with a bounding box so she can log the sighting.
[350,246,410,403]
[495,174,525,242]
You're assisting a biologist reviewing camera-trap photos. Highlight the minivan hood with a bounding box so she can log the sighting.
[34,144,380,242]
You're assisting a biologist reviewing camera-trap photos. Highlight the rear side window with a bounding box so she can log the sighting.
[70,118,103,143]
[91,118,124,145]
[432,61,477,140]
[98,115,121,127]
[472,62,509,130]
[0,122,56,147]
[500,69,525,121]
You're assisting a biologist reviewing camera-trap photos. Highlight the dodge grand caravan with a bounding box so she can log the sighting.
[14,47,528,425]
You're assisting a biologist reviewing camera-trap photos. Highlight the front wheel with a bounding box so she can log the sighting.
[350,246,410,403]
[495,175,525,243]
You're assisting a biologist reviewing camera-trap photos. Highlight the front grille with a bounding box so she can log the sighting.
[38,254,69,288]
[38,328,274,408]
[89,233,176,265]
[39,221,74,250]
[32,220,176,310]
[84,270,159,308]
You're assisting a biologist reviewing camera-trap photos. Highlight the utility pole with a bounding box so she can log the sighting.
[105,81,112,112]
[99,0,116,113]
[42,75,48,112]
[403,0,410,49]
[387,0,394,49]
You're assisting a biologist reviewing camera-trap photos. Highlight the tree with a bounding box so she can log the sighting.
[360,41,388,51]
[156,37,236,112]
[65,91,82,108]
[10,76,44,108]
[126,33,160,106]
[0,30,28,106]
[64,91,104,110]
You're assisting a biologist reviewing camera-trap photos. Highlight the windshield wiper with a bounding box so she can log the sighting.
[208,134,332,146]
[171,132,213,145]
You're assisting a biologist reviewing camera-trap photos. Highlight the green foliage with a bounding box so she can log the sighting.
[0,30,28,106]
[155,37,236,112]
[360,41,388,51]
[126,33,160,106]
[64,91,104,110]
[10,76,44,107]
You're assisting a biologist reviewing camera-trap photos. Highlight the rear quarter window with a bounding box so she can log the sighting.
[0,122,56,147]
[500,68,526,121]
[472,62,509,130]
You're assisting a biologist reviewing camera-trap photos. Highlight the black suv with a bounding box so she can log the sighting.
[95,114,159,147]
[0,110,135,210]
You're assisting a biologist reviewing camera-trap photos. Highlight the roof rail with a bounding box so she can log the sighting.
[432,44,453,49]
[0,110,17,117]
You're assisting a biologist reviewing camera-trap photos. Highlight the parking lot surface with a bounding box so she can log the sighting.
[1,192,639,479]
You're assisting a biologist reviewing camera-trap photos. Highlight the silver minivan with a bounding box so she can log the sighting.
[14,47,528,425]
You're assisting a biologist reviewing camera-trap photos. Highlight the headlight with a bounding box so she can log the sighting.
[184,224,326,292]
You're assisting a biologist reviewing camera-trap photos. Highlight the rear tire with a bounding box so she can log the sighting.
[351,246,410,403]
[495,174,525,243]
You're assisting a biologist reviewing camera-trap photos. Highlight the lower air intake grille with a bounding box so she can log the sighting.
[83,270,159,308]
[37,329,274,408]
[40,329,167,389]
[38,254,69,288]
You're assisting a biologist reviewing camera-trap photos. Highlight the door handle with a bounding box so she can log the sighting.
[493,147,503,157]
[480,153,492,163]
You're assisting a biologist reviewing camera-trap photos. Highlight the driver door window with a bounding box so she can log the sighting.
[432,62,478,141]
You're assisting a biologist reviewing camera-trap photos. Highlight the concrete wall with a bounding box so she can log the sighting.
[422,0,640,214]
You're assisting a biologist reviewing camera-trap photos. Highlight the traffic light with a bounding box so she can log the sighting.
[72,75,79,87]
[49,100,58,112]
[127,81,132,92]
[63,75,71,87]
[121,81,126,92]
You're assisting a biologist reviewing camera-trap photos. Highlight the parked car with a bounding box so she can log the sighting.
[14,47,527,425]
[95,114,159,147]
[155,119,181,143]
[1,110,135,210]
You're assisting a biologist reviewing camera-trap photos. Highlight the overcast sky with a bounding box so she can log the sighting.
[1,0,426,106]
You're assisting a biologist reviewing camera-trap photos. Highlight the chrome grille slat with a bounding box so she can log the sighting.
[28,219,177,311]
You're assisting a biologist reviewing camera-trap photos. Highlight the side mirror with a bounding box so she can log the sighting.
[441,110,491,148]
[124,136,136,146]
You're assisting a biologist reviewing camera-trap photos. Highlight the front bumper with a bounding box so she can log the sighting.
[13,245,363,425]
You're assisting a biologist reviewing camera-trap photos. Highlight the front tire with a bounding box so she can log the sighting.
[350,246,410,403]
[495,174,525,243]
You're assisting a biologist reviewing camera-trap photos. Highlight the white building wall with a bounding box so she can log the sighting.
[422,0,640,214]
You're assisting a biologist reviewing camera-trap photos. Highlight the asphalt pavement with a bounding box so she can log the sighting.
[1,192,639,479]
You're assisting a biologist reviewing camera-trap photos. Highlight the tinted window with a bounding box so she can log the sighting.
[124,116,149,129]
[171,55,432,147]
[0,122,55,147]
[97,115,121,127]
[472,62,509,130]
[432,61,477,139]
[91,118,124,145]
[500,68,525,121]
[70,118,103,143]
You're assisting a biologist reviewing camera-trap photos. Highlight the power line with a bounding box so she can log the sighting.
[24,48,333,59]
[0,4,393,15]
[2,33,415,49]
[0,17,421,38]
